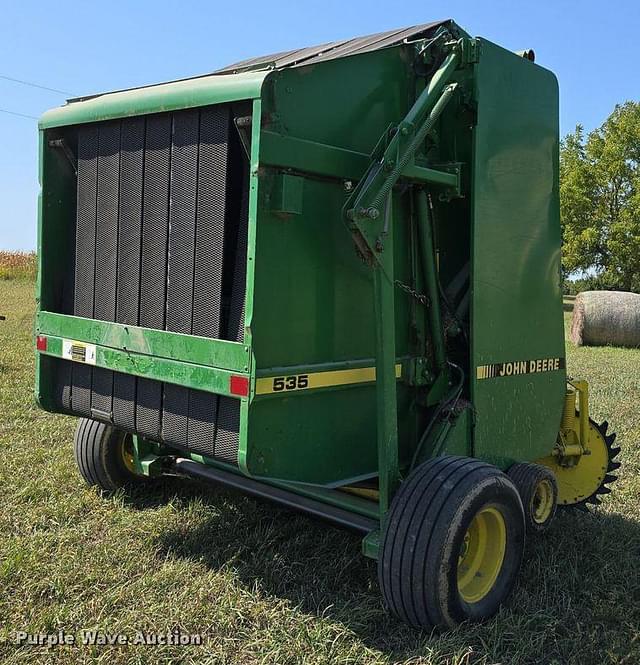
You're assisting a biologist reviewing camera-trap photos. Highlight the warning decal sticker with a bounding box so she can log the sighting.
[62,339,97,365]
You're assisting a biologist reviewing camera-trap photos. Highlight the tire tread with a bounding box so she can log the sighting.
[73,417,141,492]
[379,455,525,629]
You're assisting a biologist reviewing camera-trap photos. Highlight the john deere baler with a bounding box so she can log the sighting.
[35,20,620,629]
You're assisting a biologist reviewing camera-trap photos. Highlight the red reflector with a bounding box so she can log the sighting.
[230,375,250,397]
[36,335,47,352]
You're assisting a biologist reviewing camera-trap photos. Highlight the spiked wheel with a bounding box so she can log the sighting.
[536,418,620,510]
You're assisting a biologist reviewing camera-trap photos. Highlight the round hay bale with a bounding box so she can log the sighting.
[570,290,640,348]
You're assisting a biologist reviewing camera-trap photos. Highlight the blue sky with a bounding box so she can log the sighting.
[1,0,638,250]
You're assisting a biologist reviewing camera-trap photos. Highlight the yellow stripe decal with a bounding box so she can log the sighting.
[256,363,402,395]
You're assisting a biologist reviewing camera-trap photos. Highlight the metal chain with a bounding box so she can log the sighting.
[394,280,429,305]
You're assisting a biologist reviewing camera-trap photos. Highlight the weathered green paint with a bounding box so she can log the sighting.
[440,409,472,457]
[335,43,463,513]
[36,311,250,371]
[38,333,248,399]
[35,126,77,410]
[39,71,269,128]
[34,132,47,409]
[260,130,369,182]
[236,97,262,477]
[267,173,305,216]
[344,45,461,230]
[373,264,401,515]
[187,451,379,520]
[416,189,447,373]
[362,530,381,560]
[245,45,419,484]
[255,358,383,378]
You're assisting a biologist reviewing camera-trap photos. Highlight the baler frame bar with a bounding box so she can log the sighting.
[35,311,251,400]
[259,131,460,189]
[173,457,379,533]
[36,311,250,371]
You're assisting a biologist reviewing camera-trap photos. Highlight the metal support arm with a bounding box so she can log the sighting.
[340,41,463,521]
[416,190,447,374]
[342,41,461,271]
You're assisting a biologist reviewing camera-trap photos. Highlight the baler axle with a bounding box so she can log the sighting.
[172,458,378,534]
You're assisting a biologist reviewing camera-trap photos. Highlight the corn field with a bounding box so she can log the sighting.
[0,251,37,280]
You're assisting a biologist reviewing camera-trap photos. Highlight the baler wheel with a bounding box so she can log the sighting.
[536,418,620,510]
[378,456,525,629]
[74,418,145,492]
[507,462,558,533]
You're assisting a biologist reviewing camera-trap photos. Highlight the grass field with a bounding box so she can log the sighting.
[1,281,639,664]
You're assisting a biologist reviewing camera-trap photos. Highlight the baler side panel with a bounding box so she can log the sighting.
[35,130,77,412]
[245,50,415,484]
[246,181,414,484]
[471,40,566,465]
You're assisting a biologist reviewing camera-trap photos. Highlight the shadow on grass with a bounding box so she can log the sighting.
[125,476,640,663]
[124,476,433,652]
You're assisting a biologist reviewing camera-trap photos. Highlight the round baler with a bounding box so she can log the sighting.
[34,20,619,629]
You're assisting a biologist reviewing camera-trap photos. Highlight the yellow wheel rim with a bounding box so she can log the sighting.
[537,421,608,505]
[457,507,507,604]
[120,436,137,474]
[531,479,554,523]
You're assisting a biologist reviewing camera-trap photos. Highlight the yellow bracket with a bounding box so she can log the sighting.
[570,380,590,454]
[556,380,590,460]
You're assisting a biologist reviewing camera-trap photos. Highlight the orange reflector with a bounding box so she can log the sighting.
[36,335,47,352]
[230,375,249,397]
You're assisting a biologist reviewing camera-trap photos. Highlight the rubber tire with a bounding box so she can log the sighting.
[507,462,558,534]
[378,455,525,630]
[73,418,142,492]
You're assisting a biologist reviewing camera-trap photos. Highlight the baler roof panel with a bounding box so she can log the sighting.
[61,20,457,110]
[215,20,453,73]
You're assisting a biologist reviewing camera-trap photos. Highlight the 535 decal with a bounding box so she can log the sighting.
[272,374,309,392]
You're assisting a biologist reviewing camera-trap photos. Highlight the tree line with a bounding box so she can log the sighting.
[561,101,640,293]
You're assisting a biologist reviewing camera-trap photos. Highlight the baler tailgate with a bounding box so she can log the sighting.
[37,100,253,464]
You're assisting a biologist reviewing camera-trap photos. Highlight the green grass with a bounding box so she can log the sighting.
[1,280,639,664]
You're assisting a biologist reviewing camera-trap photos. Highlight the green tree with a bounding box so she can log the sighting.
[560,101,640,291]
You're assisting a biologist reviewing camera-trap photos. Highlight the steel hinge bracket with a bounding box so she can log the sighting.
[460,38,480,65]
[48,138,77,176]
[404,356,433,387]
[362,529,380,560]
